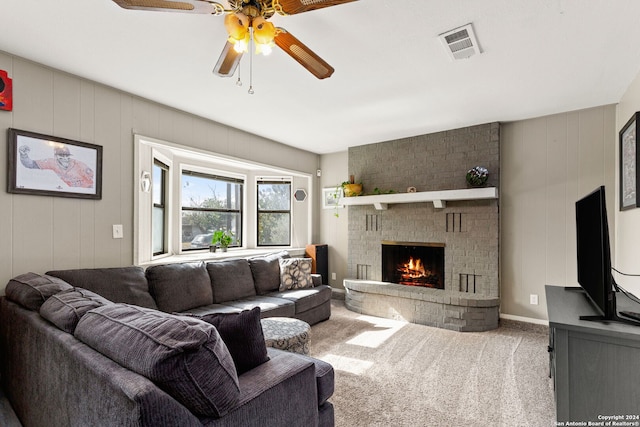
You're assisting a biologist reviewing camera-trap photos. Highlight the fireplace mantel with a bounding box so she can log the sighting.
[339,187,498,210]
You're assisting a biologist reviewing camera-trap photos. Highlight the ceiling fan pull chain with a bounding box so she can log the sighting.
[248,27,255,94]
[236,61,243,86]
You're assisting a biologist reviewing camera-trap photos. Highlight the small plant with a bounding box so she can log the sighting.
[211,230,234,250]
[372,187,396,195]
[341,175,363,197]
[466,166,489,187]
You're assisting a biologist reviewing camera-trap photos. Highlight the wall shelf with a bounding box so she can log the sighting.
[339,187,498,210]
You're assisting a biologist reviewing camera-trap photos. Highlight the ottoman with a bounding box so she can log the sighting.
[261,317,311,355]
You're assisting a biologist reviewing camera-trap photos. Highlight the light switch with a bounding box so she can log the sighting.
[113,224,124,239]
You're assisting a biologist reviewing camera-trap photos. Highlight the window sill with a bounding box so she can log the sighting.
[139,247,306,268]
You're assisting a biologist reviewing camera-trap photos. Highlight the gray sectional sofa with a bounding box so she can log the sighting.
[0,252,334,426]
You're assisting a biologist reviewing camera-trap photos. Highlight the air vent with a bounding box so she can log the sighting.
[439,23,481,60]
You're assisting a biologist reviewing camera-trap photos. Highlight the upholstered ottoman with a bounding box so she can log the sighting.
[260,317,311,355]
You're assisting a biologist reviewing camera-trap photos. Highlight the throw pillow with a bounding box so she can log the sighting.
[40,287,112,334]
[279,258,313,291]
[197,307,269,375]
[5,272,73,311]
[75,304,240,417]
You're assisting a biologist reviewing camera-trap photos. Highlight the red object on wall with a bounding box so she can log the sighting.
[0,70,13,111]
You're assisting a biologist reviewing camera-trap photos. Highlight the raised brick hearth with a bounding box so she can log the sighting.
[344,280,500,332]
[344,123,500,331]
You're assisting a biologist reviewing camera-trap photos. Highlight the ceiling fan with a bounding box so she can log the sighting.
[111,0,357,81]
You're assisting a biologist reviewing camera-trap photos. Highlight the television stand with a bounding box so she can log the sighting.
[562,287,640,325]
[546,285,640,422]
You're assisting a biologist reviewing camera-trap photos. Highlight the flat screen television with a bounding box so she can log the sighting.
[575,186,617,321]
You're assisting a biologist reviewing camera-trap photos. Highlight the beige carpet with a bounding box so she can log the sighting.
[310,300,556,427]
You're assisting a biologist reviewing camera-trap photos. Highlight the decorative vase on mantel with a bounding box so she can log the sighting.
[466,166,489,188]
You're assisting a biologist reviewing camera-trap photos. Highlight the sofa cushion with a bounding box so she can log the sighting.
[248,257,280,295]
[74,304,240,418]
[196,307,269,375]
[47,267,157,309]
[146,262,213,312]
[267,347,335,407]
[206,259,256,303]
[221,296,296,318]
[181,303,243,316]
[5,272,73,311]
[248,251,291,295]
[39,287,112,334]
[269,285,332,314]
[279,258,313,291]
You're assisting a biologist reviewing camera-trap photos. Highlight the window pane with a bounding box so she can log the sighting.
[152,163,164,205]
[258,212,290,246]
[182,211,240,249]
[258,183,290,210]
[152,160,167,256]
[182,173,241,210]
[181,171,243,250]
[152,207,165,254]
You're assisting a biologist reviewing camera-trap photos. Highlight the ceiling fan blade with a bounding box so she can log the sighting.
[273,0,357,15]
[111,0,222,14]
[213,41,243,77]
[274,29,334,79]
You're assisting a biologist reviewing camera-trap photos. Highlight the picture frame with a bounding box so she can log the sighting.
[7,128,103,199]
[619,112,639,210]
[322,187,343,209]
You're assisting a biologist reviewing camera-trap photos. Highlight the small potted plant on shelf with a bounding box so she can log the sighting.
[211,230,234,252]
[466,166,489,187]
[341,175,363,197]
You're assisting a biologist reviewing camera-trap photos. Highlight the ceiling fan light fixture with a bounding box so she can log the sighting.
[253,17,276,55]
[230,33,250,53]
[224,12,249,41]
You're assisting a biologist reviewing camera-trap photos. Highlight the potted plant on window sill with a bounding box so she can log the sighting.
[211,230,233,252]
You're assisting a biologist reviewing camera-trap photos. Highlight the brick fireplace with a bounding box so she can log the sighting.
[343,123,500,331]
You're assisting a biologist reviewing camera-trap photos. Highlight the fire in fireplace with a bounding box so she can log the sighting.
[381,241,445,289]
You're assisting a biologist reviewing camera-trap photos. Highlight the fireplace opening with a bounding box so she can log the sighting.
[381,241,445,289]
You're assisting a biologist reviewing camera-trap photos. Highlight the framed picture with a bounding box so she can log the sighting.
[619,112,639,210]
[7,128,103,199]
[322,187,343,209]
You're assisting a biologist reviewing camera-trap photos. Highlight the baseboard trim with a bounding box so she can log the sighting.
[500,313,548,326]
[500,313,549,329]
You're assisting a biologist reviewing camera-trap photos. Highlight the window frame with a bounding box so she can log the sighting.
[256,179,292,247]
[134,134,314,266]
[181,168,244,251]
[152,159,169,256]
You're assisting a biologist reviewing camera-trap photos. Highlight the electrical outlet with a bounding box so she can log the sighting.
[530,294,539,305]
[112,224,123,239]
[331,272,337,280]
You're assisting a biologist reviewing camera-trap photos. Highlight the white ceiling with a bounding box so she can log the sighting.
[3,0,640,154]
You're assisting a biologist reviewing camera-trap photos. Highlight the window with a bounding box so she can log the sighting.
[152,160,168,256]
[181,170,243,251]
[135,135,313,264]
[257,180,291,246]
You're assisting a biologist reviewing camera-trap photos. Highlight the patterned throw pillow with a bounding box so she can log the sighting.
[279,258,313,291]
